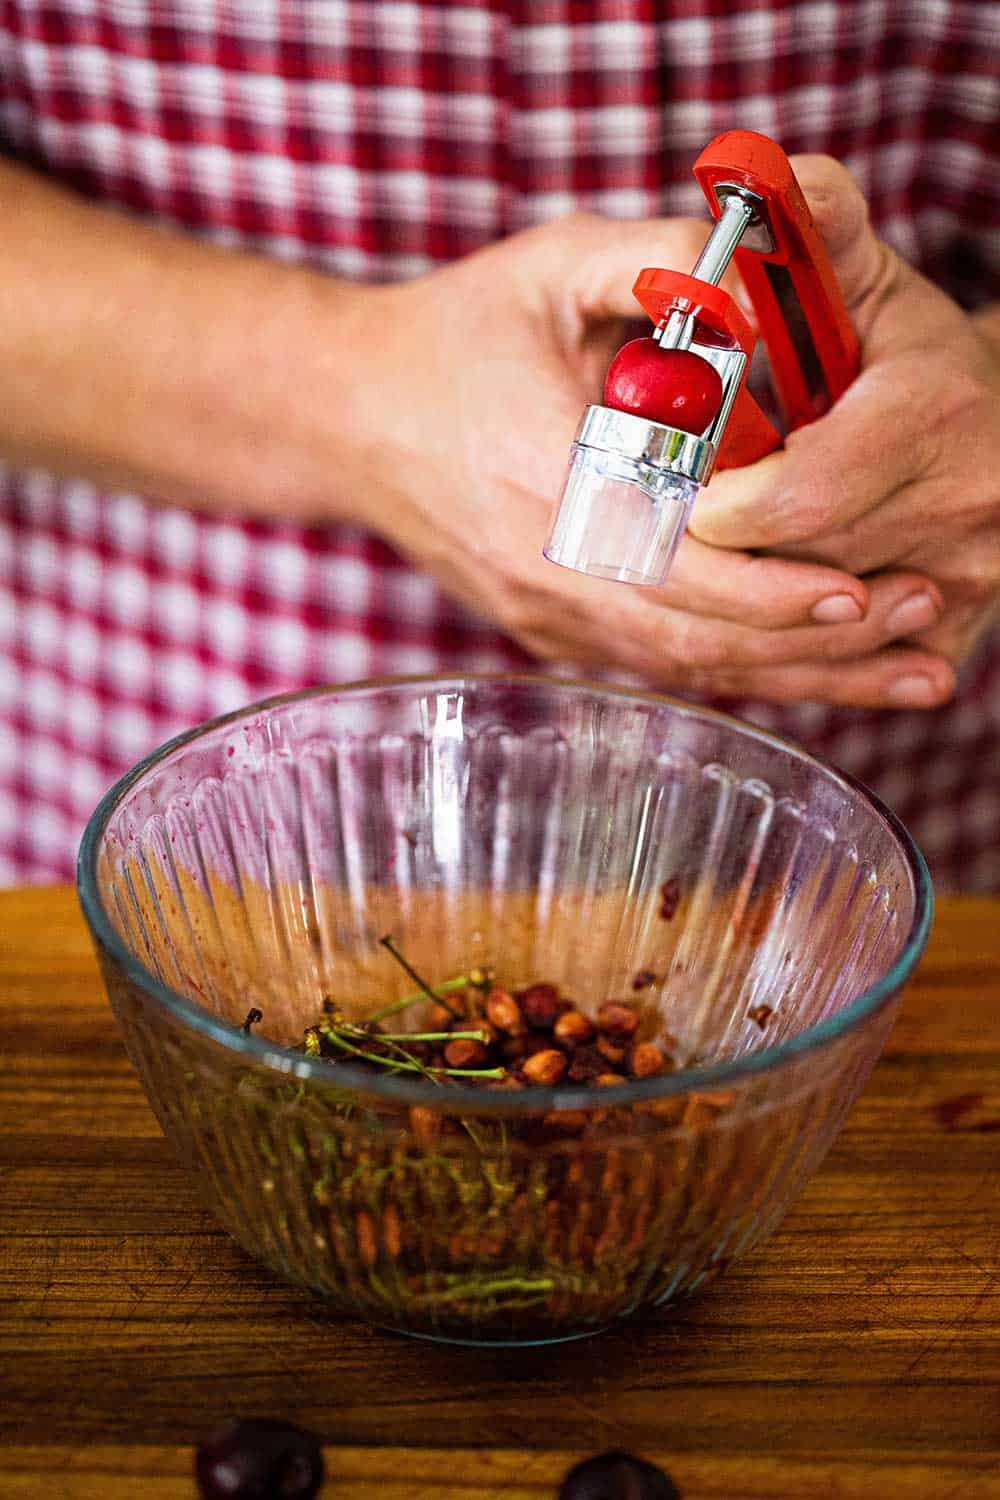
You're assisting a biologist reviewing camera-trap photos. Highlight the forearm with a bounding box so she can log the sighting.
[0,160,382,521]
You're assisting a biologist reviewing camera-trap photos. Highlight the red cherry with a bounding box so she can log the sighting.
[603,339,724,435]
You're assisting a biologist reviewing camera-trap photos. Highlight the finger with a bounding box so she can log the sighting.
[539,212,746,326]
[657,534,869,628]
[518,575,954,708]
[788,155,960,351]
[518,565,944,686]
[637,570,945,675]
[688,348,959,552]
[680,645,956,710]
[783,154,893,326]
[915,598,1000,663]
[764,469,998,581]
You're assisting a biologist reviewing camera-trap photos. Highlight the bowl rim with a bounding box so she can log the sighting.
[77,672,933,1114]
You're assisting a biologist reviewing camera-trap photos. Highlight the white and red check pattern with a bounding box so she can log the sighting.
[2,1,999,886]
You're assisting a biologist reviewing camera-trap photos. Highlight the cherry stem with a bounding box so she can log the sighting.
[320,1027,419,1073]
[367,975,468,1025]
[320,1025,503,1081]
[377,1030,488,1044]
[433,1066,506,1080]
[379,934,463,1020]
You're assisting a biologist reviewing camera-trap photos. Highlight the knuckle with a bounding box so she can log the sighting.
[939,364,994,429]
[682,665,738,696]
[737,630,794,668]
[934,539,1000,604]
[794,155,870,238]
[667,617,728,672]
[557,209,603,241]
[498,577,559,643]
[948,484,1000,536]
[768,482,837,544]
[748,591,804,629]
[810,155,867,212]
[902,354,991,465]
[926,626,970,665]
[813,631,868,664]
[512,626,557,659]
[958,566,998,607]
[730,572,788,629]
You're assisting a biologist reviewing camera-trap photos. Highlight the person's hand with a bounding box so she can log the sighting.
[346,212,955,707]
[689,155,1000,692]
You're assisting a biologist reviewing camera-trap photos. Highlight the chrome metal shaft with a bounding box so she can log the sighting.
[691,192,756,286]
[657,189,756,351]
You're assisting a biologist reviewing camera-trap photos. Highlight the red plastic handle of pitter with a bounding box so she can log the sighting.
[633,130,861,472]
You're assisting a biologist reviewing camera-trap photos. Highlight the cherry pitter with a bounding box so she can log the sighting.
[544,129,861,587]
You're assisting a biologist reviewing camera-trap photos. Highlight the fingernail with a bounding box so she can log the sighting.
[888,674,940,708]
[886,591,939,635]
[812,593,865,624]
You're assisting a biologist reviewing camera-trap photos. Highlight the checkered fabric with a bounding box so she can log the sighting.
[2,1,999,886]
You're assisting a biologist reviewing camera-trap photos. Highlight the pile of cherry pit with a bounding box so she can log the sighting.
[196,1419,679,1498]
[296,970,676,1097]
[280,882,695,1099]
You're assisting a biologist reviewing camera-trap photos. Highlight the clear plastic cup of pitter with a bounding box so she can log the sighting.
[544,413,707,586]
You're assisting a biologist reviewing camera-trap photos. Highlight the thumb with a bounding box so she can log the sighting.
[528,211,715,325]
[683,157,970,551]
[516,211,727,411]
[789,154,958,353]
[787,154,889,312]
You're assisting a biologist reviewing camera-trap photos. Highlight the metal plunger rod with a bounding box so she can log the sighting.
[657,191,756,351]
[691,192,756,284]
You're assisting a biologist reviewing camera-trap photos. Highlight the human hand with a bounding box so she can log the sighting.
[690,155,1000,692]
[346,213,954,707]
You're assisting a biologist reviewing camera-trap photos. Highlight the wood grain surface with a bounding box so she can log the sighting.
[1,886,998,1498]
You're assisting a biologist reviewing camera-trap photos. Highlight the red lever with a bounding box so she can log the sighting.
[695,131,860,435]
[630,131,860,471]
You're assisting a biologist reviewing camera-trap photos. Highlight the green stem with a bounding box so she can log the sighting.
[357,1031,444,1087]
[379,934,463,1021]
[367,975,468,1025]
[376,1029,487,1044]
[414,1276,555,1305]
[320,1028,423,1075]
[320,1025,504,1083]
[432,1066,506,1080]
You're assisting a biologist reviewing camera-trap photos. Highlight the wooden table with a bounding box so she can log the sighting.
[1,887,998,1499]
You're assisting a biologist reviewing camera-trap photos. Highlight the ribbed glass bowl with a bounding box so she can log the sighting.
[78,676,931,1345]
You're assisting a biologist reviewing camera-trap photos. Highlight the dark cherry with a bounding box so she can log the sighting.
[195,1418,324,1499]
[560,1449,679,1500]
[520,982,562,1030]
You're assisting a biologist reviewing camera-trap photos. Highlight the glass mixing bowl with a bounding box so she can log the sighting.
[78,677,931,1345]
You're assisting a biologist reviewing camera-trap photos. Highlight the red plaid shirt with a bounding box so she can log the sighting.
[2,1,999,886]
